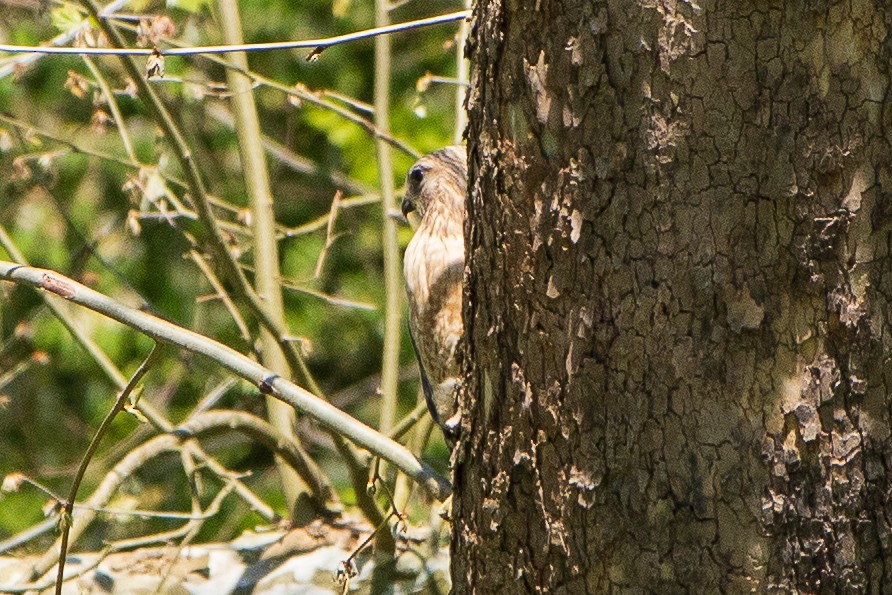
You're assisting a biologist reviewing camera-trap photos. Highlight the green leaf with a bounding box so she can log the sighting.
[167,0,212,13]
[50,5,84,34]
[332,0,352,18]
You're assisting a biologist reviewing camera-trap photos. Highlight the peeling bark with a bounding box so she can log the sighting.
[455,1,892,592]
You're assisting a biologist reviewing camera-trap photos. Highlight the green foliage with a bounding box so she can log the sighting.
[167,0,214,13]
[0,0,463,557]
[50,5,86,34]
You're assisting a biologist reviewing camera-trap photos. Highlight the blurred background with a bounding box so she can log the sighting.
[0,0,465,552]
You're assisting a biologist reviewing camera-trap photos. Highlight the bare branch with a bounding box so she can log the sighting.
[0,261,452,501]
[0,226,279,523]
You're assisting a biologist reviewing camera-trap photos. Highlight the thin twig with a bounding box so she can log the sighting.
[82,55,137,162]
[0,517,57,555]
[278,194,381,239]
[100,16,421,158]
[24,434,183,583]
[239,262,377,311]
[320,89,374,114]
[393,405,435,511]
[0,227,279,523]
[54,344,162,595]
[16,404,346,588]
[190,376,238,417]
[0,113,257,232]
[4,473,235,520]
[343,508,399,572]
[0,261,452,501]
[314,190,343,279]
[1,547,113,593]
[77,0,318,393]
[205,104,373,195]
[0,11,471,57]
[0,113,141,169]
[389,401,429,442]
[154,481,237,592]
[189,248,254,344]
[0,0,130,79]
[196,53,420,158]
[108,482,233,551]
[0,357,34,391]
[174,409,338,513]
[280,280,377,311]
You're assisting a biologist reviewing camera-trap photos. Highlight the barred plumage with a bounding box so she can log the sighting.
[401,145,466,438]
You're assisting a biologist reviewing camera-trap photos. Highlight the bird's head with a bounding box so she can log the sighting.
[401,145,467,222]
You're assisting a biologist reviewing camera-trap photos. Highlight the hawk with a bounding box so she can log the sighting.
[401,145,467,439]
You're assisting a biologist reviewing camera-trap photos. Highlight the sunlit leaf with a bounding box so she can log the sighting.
[166,0,212,13]
[50,5,84,34]
[332,0,352,18]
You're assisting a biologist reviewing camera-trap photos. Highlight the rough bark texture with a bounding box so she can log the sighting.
[455,1,892,592]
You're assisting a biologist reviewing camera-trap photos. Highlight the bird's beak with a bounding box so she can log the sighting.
[401,196,415,218]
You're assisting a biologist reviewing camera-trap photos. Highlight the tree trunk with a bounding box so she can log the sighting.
[455,1,892,592]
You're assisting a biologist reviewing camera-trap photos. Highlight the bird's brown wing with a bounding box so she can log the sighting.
[407,322,438,425]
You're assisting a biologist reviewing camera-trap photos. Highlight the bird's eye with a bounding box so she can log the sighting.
[408,165,426,184]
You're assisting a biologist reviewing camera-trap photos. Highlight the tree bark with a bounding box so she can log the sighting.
[455,1,892,592]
